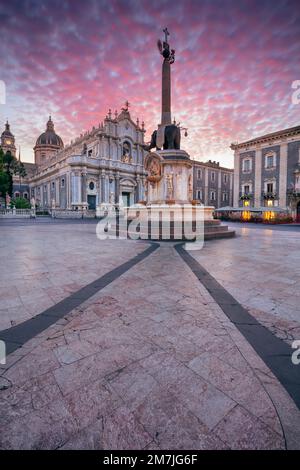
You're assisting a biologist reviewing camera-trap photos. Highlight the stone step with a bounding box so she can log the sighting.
[103,224,235,241]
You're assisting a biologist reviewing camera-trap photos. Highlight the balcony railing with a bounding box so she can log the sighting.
[287,189,300,198]
[262,191,277,200]
[239,192,253,200]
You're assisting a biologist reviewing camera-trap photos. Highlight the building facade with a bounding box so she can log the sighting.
[3,104,147,212]
[231,125,300,219]
[1,114,235,212]
[193,160,233,208]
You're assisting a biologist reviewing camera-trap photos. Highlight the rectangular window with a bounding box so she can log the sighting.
[267,183,273,193]
[211,171,215,182]
[197,169,202,179]
[197,190,202,200]
[243,159,251,172]
[224,173,228,183]
[266,155,274,168]
[210,190,216,201]
[244,185,250,195]
[88,149,93,157]
[222,192,228,202]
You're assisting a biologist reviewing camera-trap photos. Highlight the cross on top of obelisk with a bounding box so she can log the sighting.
[163,27,170,44]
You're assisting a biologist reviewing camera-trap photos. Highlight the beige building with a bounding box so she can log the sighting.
[231,125,300,219]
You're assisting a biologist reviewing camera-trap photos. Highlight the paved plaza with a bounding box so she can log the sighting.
[0,219,300,449]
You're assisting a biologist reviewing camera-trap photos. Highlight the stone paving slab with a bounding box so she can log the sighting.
[191,224,300,342]
[1,241,298,450]
[0,223,146,330]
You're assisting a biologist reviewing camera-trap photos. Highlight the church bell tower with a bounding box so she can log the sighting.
[1,121,16,157]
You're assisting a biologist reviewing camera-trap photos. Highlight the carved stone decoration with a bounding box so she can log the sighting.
[145,154,162,183]
[166,173,174,199]
[121,154,132,163]
[188,174,193,200]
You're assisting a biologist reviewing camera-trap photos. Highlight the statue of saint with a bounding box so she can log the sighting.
[166,173,174,199]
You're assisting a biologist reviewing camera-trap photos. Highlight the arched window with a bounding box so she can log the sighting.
[14,192,20,198]
[123,141,131,157]
[23,192,28,199]
[89,181,95,191]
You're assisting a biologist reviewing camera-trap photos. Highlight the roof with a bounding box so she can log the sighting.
[35,117,64,149]
[193,160,233,172]
[231,125,300,150]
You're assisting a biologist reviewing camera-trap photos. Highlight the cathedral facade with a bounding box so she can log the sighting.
[4,104,147,212]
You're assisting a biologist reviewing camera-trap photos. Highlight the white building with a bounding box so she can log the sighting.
[14,103,147,213]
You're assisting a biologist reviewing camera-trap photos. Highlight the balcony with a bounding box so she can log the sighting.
[287,188,300,198]
[239,192,253,201]
[262,191,277,200]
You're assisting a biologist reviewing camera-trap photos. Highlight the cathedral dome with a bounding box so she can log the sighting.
[35,116,64,148]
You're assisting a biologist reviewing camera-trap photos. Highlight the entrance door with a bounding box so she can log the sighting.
[122,192,130,207]
[87,195,96,210]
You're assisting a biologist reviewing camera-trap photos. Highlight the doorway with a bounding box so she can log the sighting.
[122,192,131,207]
[87,195,96,210]
[297,201,300,223]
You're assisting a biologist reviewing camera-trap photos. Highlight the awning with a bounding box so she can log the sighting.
[216,206,289,213]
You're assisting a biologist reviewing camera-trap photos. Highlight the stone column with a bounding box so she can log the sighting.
[105,173,110,203]
[279,142,288,207]
[233,149,240,207]
[230,172,234,206]
[140,177,145,200]
[115,172,120,203]
[47,181,51,208]
[100,170,106,203]
[204,168,209,205]
[67,173,71,209]
[71,172,81,205]
[162,58,171,125]
[135,176,141,203]
[81,170,87,206]
[254,148,262,207]
[56,178,60,207]
[217,170,221,208]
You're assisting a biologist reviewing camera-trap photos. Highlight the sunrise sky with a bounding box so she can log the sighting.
[0,0,299,166]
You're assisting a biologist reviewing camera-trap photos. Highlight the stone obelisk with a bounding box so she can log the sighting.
[160,27,174,126]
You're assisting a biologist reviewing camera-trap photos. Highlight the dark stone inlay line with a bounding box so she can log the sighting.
[175,243,300,410]
[0,242,159,356]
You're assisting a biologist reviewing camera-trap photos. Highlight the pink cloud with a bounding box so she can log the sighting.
[0,0,299,166]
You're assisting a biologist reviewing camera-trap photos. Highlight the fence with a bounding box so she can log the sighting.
[0,208,33,218]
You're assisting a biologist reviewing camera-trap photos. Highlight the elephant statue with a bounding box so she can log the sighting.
[144,124,181,151]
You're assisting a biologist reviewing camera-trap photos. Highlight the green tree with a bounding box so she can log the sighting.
[0,148,10,198]
[10,197,31,209]
[0,148,27,202]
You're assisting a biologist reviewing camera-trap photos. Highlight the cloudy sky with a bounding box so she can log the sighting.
[0,0,299,166]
